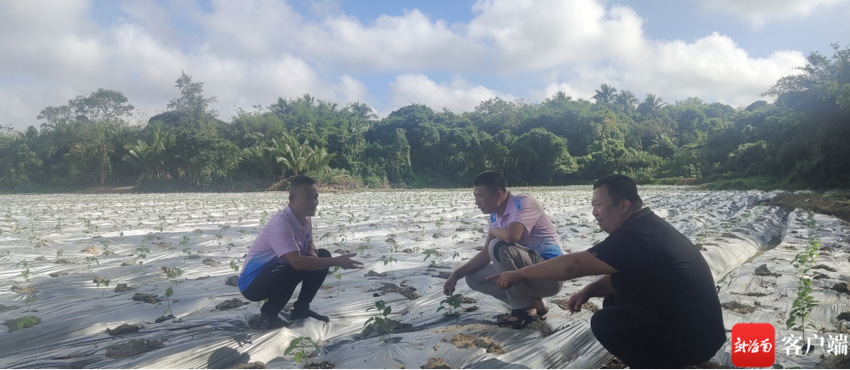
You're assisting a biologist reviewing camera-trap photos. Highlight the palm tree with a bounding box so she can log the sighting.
[345,101,377,134]
[271,134,313,176]
[615,90,639,114]
[592,84,618,105]
[638,94,667,117]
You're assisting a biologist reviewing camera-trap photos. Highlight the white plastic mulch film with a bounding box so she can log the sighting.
[0,188,847,369]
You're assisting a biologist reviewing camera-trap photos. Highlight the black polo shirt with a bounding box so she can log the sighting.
[588,208,726,345]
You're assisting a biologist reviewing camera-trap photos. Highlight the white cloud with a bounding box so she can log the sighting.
[467,0,646,70]
[390,74,513,113]
[696,0,849,29]
[0,0,821,129]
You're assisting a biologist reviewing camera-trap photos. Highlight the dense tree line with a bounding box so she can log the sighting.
[1,45,848,192]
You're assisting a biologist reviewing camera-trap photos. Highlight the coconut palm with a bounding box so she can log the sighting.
[592,84,618,105]
[615,90,639,114]
[638,94,667,117]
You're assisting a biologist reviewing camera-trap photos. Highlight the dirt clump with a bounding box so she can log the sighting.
[82,245,101,255]
[34,256,46,261]
[55,258,74,264]
[203,257,220,267]
[216,298,245,310]
[422,358,451,369]
[722,301,757,314]
[832,282,850,294]
[226,275,239,287]
[813,264,837,272]
[121,260,136,266]
[458,296,476,304]
[161,266,182,277]
[233,362,266,369]
[11,285,34,295]
[380,283,420,300]
[35,239,51,248]
[361,318,413,339]
[365,270,388,278]
[0,304,19,312]
[131,293,159,304]
[838,312,850,321]
[552,299,599,313]
[49,271,67,277]
[154,241,173,250]
[114,283,135,292]
[464,306,479,312]
[753,264,780,277]
[447,333,506,354]
[106,323,140,336]
[155,314,175,323]
[105,339,164,359]
[93,276,110,285]
[307,361,335,369]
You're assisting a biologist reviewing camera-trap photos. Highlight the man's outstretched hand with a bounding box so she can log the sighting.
[337,253,365,269]
[486,271,521,289]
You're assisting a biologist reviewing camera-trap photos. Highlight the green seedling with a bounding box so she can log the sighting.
[83,256,99,273]
[230,260,240,272]
[25,294,38,312]
[365,300,394,343]
[100,239,110,252]
[786,210,821,331]
[0,250,10,261]
[333,266,343,297]
[423,248,440,268]
[435,217,445,229]
[160,286,179,321]
[119,231,125,243]
[437,294,463,317]
[94,277,111,298]
[284,336,318,365]
[451,251,461,268]
[16,315,40,330]
[135,245,150,264]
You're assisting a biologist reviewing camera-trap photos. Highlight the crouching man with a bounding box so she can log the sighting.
[489,174,725,368]
[444,171,564,329]
[239,175,364,329]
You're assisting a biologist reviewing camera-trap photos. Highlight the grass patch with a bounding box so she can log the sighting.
[699,177,785,191]
[768,191,850,223]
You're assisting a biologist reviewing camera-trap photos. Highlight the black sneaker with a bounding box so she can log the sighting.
[289,308,329,322]
[258,312,286,330]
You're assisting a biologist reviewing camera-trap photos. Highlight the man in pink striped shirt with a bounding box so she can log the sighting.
[444,171,564,329]
[239,176,364,329]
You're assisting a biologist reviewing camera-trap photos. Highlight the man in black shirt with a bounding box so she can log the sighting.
[488,174,726,368]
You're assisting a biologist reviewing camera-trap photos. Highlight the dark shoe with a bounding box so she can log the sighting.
[258,312,286,330]
[289,308,329,322]
[498,309,537,329]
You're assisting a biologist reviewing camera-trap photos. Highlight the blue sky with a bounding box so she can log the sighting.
[1,0,848,130]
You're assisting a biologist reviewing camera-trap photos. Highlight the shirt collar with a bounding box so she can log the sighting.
[623,207,652,226]
[283,206,305,231]
[496,192,516,220]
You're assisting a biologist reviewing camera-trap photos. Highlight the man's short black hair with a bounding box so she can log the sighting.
[473,170,506,193]
[289,175,316,194]
[594,174,643,208]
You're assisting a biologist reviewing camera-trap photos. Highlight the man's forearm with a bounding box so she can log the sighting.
[291,255,337,270]
[515,254,582,282]
[581,275,614,298]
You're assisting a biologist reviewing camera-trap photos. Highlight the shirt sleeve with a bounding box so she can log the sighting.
[511,194,542,233]
[587,228,650,276]
[265,215,300,258]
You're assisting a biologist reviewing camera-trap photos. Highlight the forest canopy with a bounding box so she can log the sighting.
[1,44,848,192]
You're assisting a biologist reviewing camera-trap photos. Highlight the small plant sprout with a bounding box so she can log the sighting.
[0,250,10,261]
[135,245,150,264]
[365,300,394,343]
[25,294,38,312]
[451,251,461,268]
[435,216,445,229]
[119,231,125,243]
[161,286,180,321]
[437,294,463,317]
[94,277,111,298]
[16,315,39,330]
[230,260,240,272]
[84,256,99,273]
[423,247,440,268]
[284,337,318,365]
[333,266,343,297]
[193,229,202,238]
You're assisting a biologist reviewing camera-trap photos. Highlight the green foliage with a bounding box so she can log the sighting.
[161,286,178,321]
[364,300,394,343]
[786,210,821,331]
[16,315,40,330]
[25,294,37,312]
[437,294,463,317]
[333,266,342,297]
[3,51,849,191]
[284,337,318,365]
[230,260,240,272]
